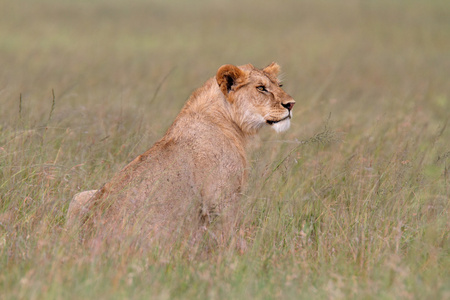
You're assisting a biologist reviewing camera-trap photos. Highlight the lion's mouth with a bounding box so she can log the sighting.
[266,115,291,125]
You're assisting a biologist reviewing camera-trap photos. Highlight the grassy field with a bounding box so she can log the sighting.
[1,0,449,299]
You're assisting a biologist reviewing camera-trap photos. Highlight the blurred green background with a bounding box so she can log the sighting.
[2,0,448,127]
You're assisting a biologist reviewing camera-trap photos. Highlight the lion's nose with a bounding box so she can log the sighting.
[282,101,295,111]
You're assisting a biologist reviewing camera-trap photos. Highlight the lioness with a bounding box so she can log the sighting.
[67,63,295,245]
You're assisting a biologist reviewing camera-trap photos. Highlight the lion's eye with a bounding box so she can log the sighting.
[278,84,283,87]
[257,86,267,92]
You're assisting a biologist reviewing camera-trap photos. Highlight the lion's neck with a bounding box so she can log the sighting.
[183,78,248,137]
[164,78,249,161]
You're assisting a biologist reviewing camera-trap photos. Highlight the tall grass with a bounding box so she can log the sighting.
[1,0,449,299]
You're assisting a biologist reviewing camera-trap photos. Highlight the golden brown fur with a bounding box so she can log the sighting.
[67,63,295,246]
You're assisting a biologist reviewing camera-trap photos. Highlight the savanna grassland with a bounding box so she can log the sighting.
[1,0,449,299]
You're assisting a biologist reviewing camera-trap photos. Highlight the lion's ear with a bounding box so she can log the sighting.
[263,62,280,76]
[216,64,246,97]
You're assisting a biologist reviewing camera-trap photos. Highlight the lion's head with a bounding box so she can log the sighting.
[216,62,295,134]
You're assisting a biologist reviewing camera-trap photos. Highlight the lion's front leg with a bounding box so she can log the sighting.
[66,190,98,228]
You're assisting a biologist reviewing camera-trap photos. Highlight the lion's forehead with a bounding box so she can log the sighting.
[246,69,279,86]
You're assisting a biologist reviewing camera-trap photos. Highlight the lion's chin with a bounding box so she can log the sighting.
[271,118,291,133]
